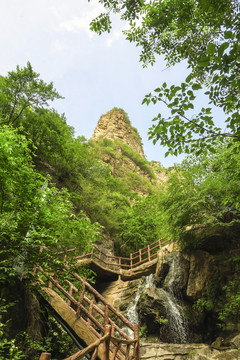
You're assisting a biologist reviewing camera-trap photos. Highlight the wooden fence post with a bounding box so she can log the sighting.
[148,244,151,261]
[139,249,142,263]
[67,283,73,306]
[76,279,85,318]
[103,324,111,360]
[130,253,133,269]
[159,238,162,249]
[104,304,109,326]
[39,353,51,360]
[87,299,94,327]
[133,324,140,360]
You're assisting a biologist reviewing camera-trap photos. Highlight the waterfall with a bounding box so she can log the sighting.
[161,290,189,344]
[145,273,155,289]
[124,275,154,337]
[123,265,189,343]
[163,254,189,343]
[125,278,143,325]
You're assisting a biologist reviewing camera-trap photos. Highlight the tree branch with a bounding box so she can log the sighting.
[160,98,238,139]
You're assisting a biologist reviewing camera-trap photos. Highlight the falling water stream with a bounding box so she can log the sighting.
[126,274,155,326]
[124,257,189,343]
[124,275,154,337]
[164,255,189,343]
[161,290,189,343]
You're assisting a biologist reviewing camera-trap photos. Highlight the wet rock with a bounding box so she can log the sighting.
[156,251,189,296]
[137,286,166,336]
[186,251,216,300]
[99,278,141,310]
[137,285,199,344]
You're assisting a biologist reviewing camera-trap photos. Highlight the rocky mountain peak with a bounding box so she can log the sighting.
[91,108,145,157]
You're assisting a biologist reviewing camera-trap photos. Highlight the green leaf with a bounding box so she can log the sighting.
[192,83,202,90]
[206,43,216,55]
[198,56,210,67]
[218,42,229,57]
[186,74,193,83]
[224,31,233,39]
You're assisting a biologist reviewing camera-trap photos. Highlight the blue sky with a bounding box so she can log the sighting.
[0,0,224,167]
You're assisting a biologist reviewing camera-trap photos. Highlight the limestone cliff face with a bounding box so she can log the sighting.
[90,109,168,195]
[91,108,144,157]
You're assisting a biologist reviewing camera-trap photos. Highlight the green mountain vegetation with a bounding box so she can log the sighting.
[0,63,239,359]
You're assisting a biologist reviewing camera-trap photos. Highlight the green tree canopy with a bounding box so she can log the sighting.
[90,0,240,155]
[116,195,166,255]
[156,141,240,250]
[0,62,62,125]
[0,125,100,283]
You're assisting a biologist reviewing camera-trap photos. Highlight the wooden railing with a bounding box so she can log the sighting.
[38,238,171,359]
[63,325,112,360]
[38,270,140,360]
[74,237,170,272]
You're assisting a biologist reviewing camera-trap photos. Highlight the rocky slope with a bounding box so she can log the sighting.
[91,108,144,157]
[90,108,168,195]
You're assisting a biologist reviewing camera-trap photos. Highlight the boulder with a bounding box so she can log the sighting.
[230,333,240,349]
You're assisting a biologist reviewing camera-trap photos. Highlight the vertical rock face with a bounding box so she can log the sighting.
[91,108,145,157]
[186,250,216,300]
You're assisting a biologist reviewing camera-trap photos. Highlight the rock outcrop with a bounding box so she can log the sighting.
[140,342,240,360]
[90,108,169,196]
[97,247,240,347]
[91,108,144,157]
[186,250,217,300]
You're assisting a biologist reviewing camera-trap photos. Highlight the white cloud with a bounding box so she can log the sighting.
[52,1,105,38]
[106,30,122,47]
[51,39,67,53]
[59,16,94,38]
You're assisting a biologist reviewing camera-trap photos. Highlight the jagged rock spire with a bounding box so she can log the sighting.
[91,108,145,157]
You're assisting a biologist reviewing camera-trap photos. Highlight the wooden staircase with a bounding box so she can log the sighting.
[38,270,140,360]
[38,238,170,359]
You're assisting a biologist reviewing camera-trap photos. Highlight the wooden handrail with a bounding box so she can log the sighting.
[63,324,112,360]
[36,239,173,360]
[38,268,139,360]
[73,237,170,273]
[36,239,172,360]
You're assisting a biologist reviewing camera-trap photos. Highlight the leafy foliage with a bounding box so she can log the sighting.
[90,0,240,156]
[151,141,240,250]
[0,63,105,358]
[0,125,100,282]
[0,300,75,360]
[0,62,62,125]
[0,301,25,360]
[116,195,167,255]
